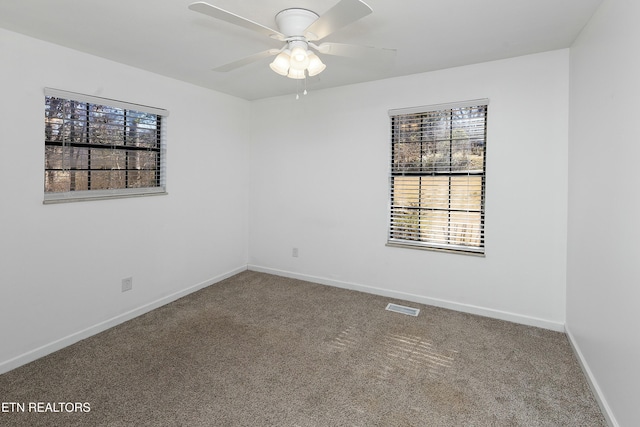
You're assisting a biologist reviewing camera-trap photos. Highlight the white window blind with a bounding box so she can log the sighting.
[388,99,488,255]
[43,88,168,203]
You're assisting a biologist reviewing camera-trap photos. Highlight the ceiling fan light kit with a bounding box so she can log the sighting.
[188,0,389,92]
[269,38,327,79]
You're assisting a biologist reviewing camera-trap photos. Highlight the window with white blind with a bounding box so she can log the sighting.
[44,88,168,203]
[388,100,488,255]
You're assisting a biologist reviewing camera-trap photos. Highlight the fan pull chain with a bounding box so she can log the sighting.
[295,75,309,100]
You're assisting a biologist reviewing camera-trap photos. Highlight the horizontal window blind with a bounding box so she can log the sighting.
[388,100,488,255]
[43,88,168,203]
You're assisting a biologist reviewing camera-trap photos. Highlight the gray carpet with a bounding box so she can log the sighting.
[0,271,606,426]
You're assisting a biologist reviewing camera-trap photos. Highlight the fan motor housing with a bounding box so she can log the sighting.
[275,8,319,37]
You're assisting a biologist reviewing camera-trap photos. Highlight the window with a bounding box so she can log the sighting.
[388,99,488,255]
[44,88,168,203]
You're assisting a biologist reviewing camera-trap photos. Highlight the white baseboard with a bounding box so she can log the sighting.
[0,265,247,375]
[565,325,618,427]
[247,265,565,332]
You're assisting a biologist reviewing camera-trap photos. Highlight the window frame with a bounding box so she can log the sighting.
[43,88,168,204]
[387,99,488,256]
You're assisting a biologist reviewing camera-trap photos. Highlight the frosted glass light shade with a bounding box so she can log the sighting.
[289,46,310,70]
[291,46,307,62]
[269,51,290,76]
[287,68,306,79]
[306,52,326,77]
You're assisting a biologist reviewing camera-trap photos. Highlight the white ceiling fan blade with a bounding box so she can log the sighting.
[304,0,373,41]
[189,2,286,41]
[213,49,280,72]
[315,42,396,61]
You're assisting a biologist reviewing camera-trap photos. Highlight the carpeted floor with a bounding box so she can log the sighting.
[0,271,606,426]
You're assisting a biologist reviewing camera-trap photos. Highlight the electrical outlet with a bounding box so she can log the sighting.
[292,247,299,258]
[121,277,133,292]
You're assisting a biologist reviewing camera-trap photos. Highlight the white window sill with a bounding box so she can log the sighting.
[43,188,168,204]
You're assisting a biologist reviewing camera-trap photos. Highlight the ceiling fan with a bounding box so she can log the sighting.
[188,0,395,80]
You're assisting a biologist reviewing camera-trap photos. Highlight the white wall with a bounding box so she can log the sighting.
[568,0,640,425]
[249,50,569,331]
[0,28,249,373]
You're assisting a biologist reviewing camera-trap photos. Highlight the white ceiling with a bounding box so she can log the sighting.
[0,0,602,101]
